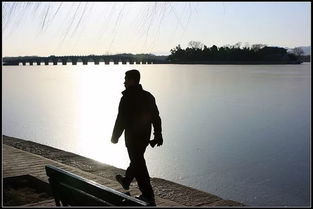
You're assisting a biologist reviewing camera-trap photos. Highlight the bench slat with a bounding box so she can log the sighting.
[45,165,148,206]
[58,182,113,206]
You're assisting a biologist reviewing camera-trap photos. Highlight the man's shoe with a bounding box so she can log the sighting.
[115,175,129,190]
[135,195,156,206]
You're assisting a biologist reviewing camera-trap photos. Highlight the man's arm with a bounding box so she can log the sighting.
[111,97,125,144]
[150,96,163,146]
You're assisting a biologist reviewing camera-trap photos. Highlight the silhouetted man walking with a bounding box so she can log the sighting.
[111,69,163,206]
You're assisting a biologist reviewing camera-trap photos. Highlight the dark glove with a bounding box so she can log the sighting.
[111,137,118,144]
[150,133,163,148]
[150,139,157,148]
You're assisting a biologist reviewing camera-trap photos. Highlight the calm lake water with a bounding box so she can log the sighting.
[2,63,311,206]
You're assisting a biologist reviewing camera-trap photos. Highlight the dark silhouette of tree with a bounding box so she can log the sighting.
[291,47,307,62]
[292,47,304,57]
[188,41,204,50]
[168,41,301,64]
[251,44,266,52]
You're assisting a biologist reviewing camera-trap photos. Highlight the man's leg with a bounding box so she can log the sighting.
[116,150,136,189]
[127,145,154,199]
[124,161,135,186]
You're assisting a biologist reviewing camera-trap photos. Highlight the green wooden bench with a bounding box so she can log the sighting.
[45,165,148,206]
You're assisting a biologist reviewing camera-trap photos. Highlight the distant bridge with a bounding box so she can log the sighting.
[2,55,169,66]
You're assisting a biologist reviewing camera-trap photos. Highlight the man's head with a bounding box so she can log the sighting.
[124,69,140,88]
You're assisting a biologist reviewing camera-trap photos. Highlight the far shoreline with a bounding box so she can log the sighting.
[2,61,308,66]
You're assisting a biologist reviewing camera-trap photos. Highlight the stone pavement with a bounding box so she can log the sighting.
[3,144,182,207]
[3,141,244,207]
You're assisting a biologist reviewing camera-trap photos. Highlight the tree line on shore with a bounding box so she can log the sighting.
[4,42,309,64]
[168,41,306,63]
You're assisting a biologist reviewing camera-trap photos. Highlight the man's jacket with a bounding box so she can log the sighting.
[112,84,162,147]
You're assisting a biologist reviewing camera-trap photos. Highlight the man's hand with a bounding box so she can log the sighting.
[150,139,157,148]
[156,137,163,146]
[111,137,118,144]
[150,134,163,148]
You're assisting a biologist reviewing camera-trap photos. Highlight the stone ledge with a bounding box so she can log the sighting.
[3,135,245,206]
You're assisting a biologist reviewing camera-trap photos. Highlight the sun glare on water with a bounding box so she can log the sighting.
[73,65,133,169]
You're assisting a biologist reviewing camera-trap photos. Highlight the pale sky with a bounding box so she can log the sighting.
[2,2,311,57]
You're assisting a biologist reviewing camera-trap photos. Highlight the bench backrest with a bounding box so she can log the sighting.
[45,165,148,206]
